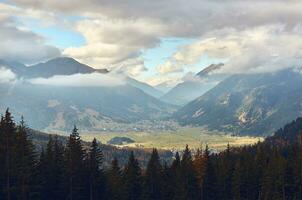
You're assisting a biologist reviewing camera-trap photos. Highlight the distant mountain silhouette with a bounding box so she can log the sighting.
[161,63,227,105]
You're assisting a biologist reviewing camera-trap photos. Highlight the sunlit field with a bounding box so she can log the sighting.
[81,127,263,151]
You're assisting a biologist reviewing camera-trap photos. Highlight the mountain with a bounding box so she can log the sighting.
[0,57,176,131]
[1,57,161,98]
[125,77,163,98]
[155,82,174,93]
[26,57,97,78]
[174,68,302,136]
[267,117,302,144]
[1,57,107,78]
[161,63,226,105]
[0,59,27,74]
[0,82,175,131]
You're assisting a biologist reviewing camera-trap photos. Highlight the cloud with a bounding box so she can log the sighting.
[113,58,148,77]
[11,0,302,35]
[160,25,302,74]
[0,67,17,83]
[0,3,61,64]
[62,18,162,71]
[157,61,183,75]
[6,0,302,79]
[29,72,126,87]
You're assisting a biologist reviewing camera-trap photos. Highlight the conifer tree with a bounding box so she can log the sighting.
[107,157,122,200]
[193,148,206,200]
[161,162,175,200]
[15,116,36,200]
[37,135,67,200]
[219,143,234,200]
[180,145,199,200]
[0,109,17,200]
[0,115,6,198]
[65,126,85,200]
[202,145,218,200]
[143,148,163,200]
[122,151,142,200]
[87,138,105,200]
[168,151,182,200]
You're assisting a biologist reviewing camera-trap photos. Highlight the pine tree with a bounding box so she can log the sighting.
[202,145,218,200]
[0,109,17,200]
[143,148,163,200]
[14,116,36,200]
[161,162,175,200]
[65,126,86,200]
[87,138,105,200]
[107,158,122,200]
[168,152,182,200]
[122,151,142,200]
[180,145,199,200]
[218,143,234,200]
[193,148,206,200]
[35,148,46,200]
[37,135,67,200]
[0,115,6,198]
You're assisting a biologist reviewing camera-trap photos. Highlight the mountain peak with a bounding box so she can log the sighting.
[35,57,84,67]
[196,63,224,77]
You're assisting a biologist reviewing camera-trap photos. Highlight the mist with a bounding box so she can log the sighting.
[0,67,16,83]
[29,72,126,87]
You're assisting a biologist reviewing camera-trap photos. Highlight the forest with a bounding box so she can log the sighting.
[1,109,302,200]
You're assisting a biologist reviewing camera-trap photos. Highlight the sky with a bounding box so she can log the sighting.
[1,0,302,86]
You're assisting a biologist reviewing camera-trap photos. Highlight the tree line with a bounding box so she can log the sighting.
[1,109,302,200]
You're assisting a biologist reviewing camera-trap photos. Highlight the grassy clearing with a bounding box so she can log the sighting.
[81,127,263,151]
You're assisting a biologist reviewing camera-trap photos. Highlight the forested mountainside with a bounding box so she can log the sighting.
[174,68,302,136]
[1,110,302,199]
[28,129,173,168]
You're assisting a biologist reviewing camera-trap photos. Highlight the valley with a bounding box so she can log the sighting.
[1,57,302,149]
[79,127,263,151]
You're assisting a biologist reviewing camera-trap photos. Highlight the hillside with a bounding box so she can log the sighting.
[28,129,173,168]
[0,82,175,131]
[1,57,161,98]
[174,68,302,136]
[161,63,226,105]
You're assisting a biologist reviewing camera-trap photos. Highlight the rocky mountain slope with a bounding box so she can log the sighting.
[174,68,302,136]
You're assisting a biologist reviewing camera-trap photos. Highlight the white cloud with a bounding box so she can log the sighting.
[0,67,17,83]
[5,0,302,79]
[29,72,126,87]
[157,60,183,75]
[0,6,61,64]
[11,0,302,31]
[113,58,148,77]
[62,18,162,73]
[160,25,302,74]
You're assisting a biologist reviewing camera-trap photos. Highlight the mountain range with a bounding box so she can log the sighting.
[0,57,175,131]
[1,57,302,136]
[174,68,302,136]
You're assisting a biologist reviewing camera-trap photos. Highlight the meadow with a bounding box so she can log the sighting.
[81,127,263,151]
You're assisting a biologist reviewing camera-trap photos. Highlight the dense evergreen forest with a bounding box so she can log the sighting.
[1,109,302,200]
